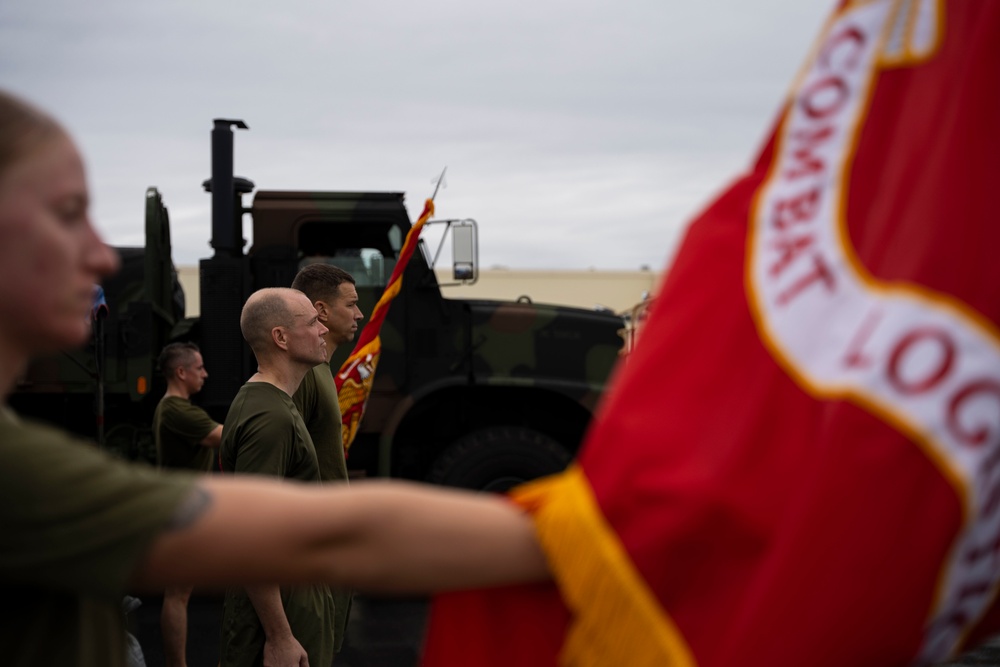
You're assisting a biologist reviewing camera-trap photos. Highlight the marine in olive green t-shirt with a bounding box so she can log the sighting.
[293,363,349,484]
[0,409,195,667]
[219,382,336,667]
[154,395,221,472]
[293,361,353,651]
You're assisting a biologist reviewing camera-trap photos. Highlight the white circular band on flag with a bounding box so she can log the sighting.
[747,0,1000,660]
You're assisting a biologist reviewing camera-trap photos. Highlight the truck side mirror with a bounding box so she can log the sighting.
[452,220,478,283]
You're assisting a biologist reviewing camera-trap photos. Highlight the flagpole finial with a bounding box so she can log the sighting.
[431,167,448,202]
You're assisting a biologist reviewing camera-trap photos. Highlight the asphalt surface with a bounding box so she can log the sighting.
[946,640,1000,667]
[129,592,1000,666]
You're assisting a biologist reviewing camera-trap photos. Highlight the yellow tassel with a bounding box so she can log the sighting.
[512,465,698,667]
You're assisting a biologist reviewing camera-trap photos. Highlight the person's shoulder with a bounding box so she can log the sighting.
[237,382,297,418]
[1,408,79,445]
[243,381,287,398]
[0,410,140,481]
[293,368,318,420]
[233,381,279,402]
[176,397,212,417]
[158,395,189,412]
[297,367,320,393]
[314,362,335,385]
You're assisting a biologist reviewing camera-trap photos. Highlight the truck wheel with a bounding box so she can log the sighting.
[426,426,572,493]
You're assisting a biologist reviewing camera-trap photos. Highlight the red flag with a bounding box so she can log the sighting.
[336,198,434,454]
[422,2,1000,665]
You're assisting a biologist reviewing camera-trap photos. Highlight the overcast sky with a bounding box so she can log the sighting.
[2,0,830,271]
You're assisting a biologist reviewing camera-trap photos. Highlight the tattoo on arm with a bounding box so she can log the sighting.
[166,486,214,531]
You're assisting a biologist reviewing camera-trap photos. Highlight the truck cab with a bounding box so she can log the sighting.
[202,186,624,490]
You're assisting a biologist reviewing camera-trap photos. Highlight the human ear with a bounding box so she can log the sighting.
[314,300,329,321]
[271,326,290,351]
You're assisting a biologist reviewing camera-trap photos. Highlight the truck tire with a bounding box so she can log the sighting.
[426,426,572,493]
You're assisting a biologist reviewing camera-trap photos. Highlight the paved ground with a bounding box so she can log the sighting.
[129,591,1000,666]
[945,640,1000,666]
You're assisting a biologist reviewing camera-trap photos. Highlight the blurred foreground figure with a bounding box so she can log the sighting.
[422,2,1000,666]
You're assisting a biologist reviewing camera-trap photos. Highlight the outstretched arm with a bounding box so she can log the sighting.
[130,477,550,594]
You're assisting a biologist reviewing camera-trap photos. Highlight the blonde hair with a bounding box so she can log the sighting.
[0,90,65,180]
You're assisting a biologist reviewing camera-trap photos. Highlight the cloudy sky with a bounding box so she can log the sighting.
[2,0,830,271]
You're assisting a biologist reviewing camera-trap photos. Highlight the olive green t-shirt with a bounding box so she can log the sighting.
[292,363,354,651]
[292,363,349,484]
[154,395,220,472]
[0,409,195,667]
[219,382,335,667]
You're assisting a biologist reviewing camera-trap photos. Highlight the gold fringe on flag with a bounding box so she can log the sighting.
[512,465,697,667]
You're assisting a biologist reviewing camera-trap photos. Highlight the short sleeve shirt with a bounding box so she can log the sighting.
[220,382,321,481]
[218,382,335,667]
[292,363,354,651]
[293,363,350,484]
[0,409,195,667]
[154,396,220,471]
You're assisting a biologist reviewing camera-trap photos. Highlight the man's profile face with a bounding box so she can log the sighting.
[322,282,364,346]
[285,292,329,365]
[179,351,209,395]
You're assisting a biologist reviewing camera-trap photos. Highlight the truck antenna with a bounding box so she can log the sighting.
[430,167,448,202]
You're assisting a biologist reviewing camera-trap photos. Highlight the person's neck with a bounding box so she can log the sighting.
[249,362,310,397]
[164,382,191,400]
[322,333,339,362]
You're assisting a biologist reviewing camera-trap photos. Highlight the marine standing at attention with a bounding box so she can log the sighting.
[218,287,337,667]
[291,263,364,656]
[153,341,223,667]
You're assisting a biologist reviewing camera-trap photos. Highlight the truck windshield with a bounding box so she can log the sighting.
[299,248,395,288]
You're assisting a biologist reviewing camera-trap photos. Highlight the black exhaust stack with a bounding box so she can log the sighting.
[198,119,252,418]
[209,119,249,257]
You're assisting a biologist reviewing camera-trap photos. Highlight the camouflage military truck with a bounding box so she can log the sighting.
[10,119,624,492]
